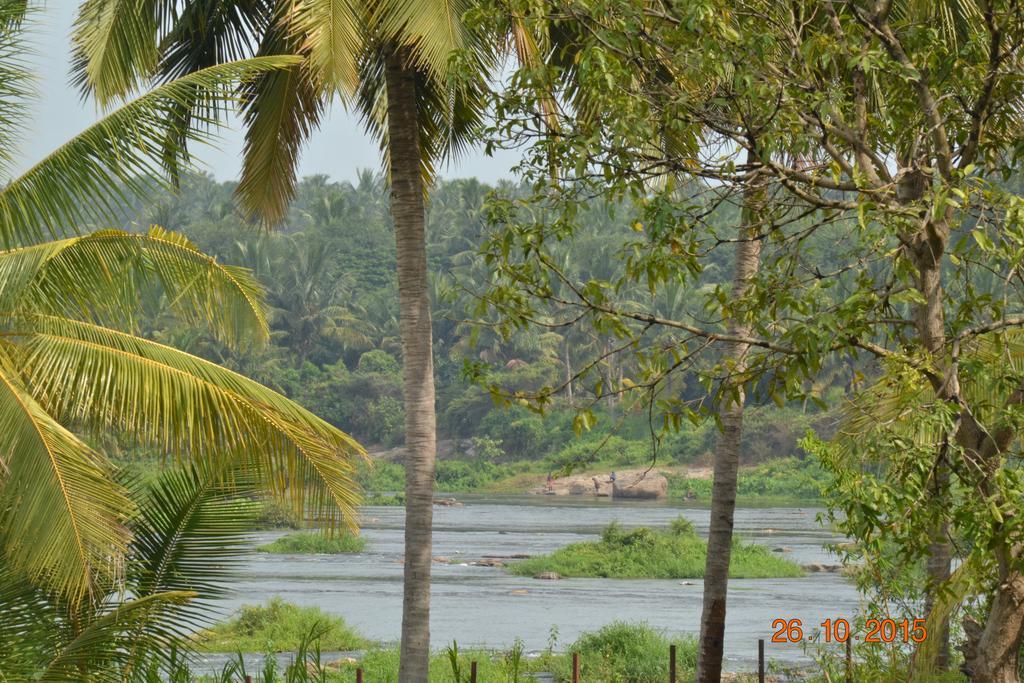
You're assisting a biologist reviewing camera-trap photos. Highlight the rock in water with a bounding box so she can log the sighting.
[612,472,668,500]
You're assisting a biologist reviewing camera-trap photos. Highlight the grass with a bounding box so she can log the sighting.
[196,598,369,652]
[257,531,367,554]
[546,622,697,683]
[331,642,536,682]
[509,517,804,579]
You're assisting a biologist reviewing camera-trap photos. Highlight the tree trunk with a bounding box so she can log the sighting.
[385,47,437,683]
[962,573,1024,682]
[564,340,574,405]
[696,154,763,682]
[904,172,954,669]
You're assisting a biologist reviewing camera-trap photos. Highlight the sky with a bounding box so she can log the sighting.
[17,2,521,184]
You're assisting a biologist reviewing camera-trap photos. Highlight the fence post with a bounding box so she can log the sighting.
[758,638,765,683]
[669,644,677,683]
[471,660,478,683]
[845,638,852,683]
[356,667,363,683]
[572,651,580,683]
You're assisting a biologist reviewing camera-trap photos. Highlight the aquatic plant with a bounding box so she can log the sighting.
[257,532,367,555]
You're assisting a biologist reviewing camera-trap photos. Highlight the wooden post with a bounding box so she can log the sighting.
[356,668,363,683]
[572,651,580,683]
[470,661,478,683]
[758,639,765,683]
[669,644,677,683]
[845,638,852,683]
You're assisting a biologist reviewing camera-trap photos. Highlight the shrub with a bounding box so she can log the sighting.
[357,461,405,491]
[553,622,697,683]
[357,349,400,374]
[366,396,405,445]
[252,498,304,530]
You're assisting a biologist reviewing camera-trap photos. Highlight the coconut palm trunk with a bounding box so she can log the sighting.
[385,46,437,683]
[696,156,763,683]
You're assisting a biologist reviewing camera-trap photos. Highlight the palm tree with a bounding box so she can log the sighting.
[0,462,263,681]
[69,1,506,677]
[0,3,363,605]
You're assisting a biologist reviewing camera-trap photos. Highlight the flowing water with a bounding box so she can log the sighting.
[204,494,859,672]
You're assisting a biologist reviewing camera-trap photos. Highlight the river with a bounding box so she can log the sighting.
[204,494,860,673]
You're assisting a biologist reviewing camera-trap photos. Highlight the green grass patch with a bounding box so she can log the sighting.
[544,622,697,683]
[196,598,368,652]
[509,518,803,579]
[257,531,367,554]
[330,641,538,682]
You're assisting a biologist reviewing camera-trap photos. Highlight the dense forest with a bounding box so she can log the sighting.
[123,172,836,488]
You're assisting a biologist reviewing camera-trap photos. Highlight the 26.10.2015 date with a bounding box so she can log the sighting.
[771,618,927,644]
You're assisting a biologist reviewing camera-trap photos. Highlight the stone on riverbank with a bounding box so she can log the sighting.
[612,472,668,500]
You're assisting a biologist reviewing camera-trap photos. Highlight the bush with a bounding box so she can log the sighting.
[257,531,366,554]
[553,622,697,683]
[252,498,304,529]
[366,396,405,445]
[357,349,400,374]
[357,461,405,491]
[197,598,367,652]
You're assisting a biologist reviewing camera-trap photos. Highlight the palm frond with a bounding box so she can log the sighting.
[235,8,324,226]
[296,0,364,95]
[10,315,365,528]
[71,0,160,106]
[0,0,33,180]
[372,0,472,80]
[0,56,301,247]
[130,463,258,603]
[39,591,195,683]
[0,345,132,602]
[158,1,274,81]
[0,227,268,348]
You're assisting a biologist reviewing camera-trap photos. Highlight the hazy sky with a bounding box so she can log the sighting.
[18,2,521,184]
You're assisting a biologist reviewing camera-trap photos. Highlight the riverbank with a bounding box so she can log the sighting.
[357,456,828,507]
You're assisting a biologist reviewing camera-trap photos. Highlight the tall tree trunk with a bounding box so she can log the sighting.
[902,167,953,670]
[386,47,437,683]
[696,154,763,682]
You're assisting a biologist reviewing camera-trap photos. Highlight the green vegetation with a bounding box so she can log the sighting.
[548,622,697,683]
[198,599,368,653]
[667,458,829,505]
[510,519,803,579]
[258,531,367,554]
[329,642,535,682]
